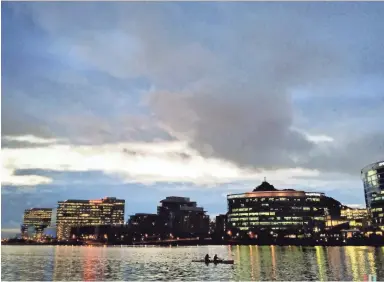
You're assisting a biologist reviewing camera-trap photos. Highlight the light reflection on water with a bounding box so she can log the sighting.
[2,245,384,281]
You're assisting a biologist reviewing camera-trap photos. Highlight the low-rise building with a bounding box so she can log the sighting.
[341,207,368,220]
[127,213,167,238]
[71,224,130,242]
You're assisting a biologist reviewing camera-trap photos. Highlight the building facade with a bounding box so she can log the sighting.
[71,224,130,242]
[341,207,368,220]
[227,181,328,236]
[127,213,167,238]
[215,214,227,235]
[157,196,210,236]
[325,207,370,231]
[361,161,384,208]
[371,190,384,231]
[56,197,125,240]
[21,208,52,238]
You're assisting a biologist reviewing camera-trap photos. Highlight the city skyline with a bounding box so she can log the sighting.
[8,177,382,245]
[3,178,376,239]
[2,2,384,238]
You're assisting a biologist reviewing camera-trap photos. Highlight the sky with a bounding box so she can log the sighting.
[2,2,384,237]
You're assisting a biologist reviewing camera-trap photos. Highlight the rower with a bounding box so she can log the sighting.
[204,254,210,263]
[213,254,219,263]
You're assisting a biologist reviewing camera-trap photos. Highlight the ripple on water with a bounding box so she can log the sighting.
[1,245,384,281]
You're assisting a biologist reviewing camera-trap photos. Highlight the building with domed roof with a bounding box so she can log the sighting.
[226,180,338,236]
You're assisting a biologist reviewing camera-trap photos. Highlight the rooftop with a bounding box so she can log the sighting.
[253,180,278,192]
[361,160,384,173]
[228,180,325,199]
[59,197,124,203]
[160,196,192,203]
[131,213,158,217]
[25,208,53,211]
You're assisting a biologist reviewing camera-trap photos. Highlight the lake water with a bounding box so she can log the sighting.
[2,245,384,281]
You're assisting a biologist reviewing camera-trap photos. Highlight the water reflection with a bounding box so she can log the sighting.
[315,246,326,281]
[270,246,276,280]
[249,246,255,281]
[2,245,384,281]
[326,247,343,280]
[231,245,384,281]
[82,247,98,281]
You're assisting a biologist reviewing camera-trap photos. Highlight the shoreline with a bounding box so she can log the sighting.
[3,241,384,247]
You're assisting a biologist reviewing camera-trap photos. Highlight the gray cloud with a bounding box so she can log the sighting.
[148,88,313,170]
[302,133,384,174]
[1,103,54,139]
[53,114,174,145]
[4,2,384,175]
[1,139,52,149]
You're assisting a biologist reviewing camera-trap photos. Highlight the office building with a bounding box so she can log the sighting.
[127,213,167,238]
[325,217,349,229]
[157,196,210,236]
[341,207,368,220]
[56,197,125,240]
[326,207,370,230]
[371,190,384,231]
[227,181,328,236]
[361,161,384,208]
[21,208,52,238]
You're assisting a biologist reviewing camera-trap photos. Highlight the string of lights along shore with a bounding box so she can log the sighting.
[13,160,384,245]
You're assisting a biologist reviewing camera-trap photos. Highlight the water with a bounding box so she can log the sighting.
[2,245,384,281]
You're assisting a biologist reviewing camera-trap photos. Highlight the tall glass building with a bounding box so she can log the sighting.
[371,190,384,230]
[361,161,384,209]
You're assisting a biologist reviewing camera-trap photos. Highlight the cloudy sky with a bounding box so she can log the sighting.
[2,2,384,237]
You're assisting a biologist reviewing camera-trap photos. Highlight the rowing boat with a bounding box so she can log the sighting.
[192,259,234,264]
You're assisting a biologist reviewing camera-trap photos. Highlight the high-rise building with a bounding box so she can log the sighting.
[157,196,210,236]
[371,190,384,231]
[361,161,384,209]
[56,197,125,240]
[21,208,52,238]
[227,181,329,236]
